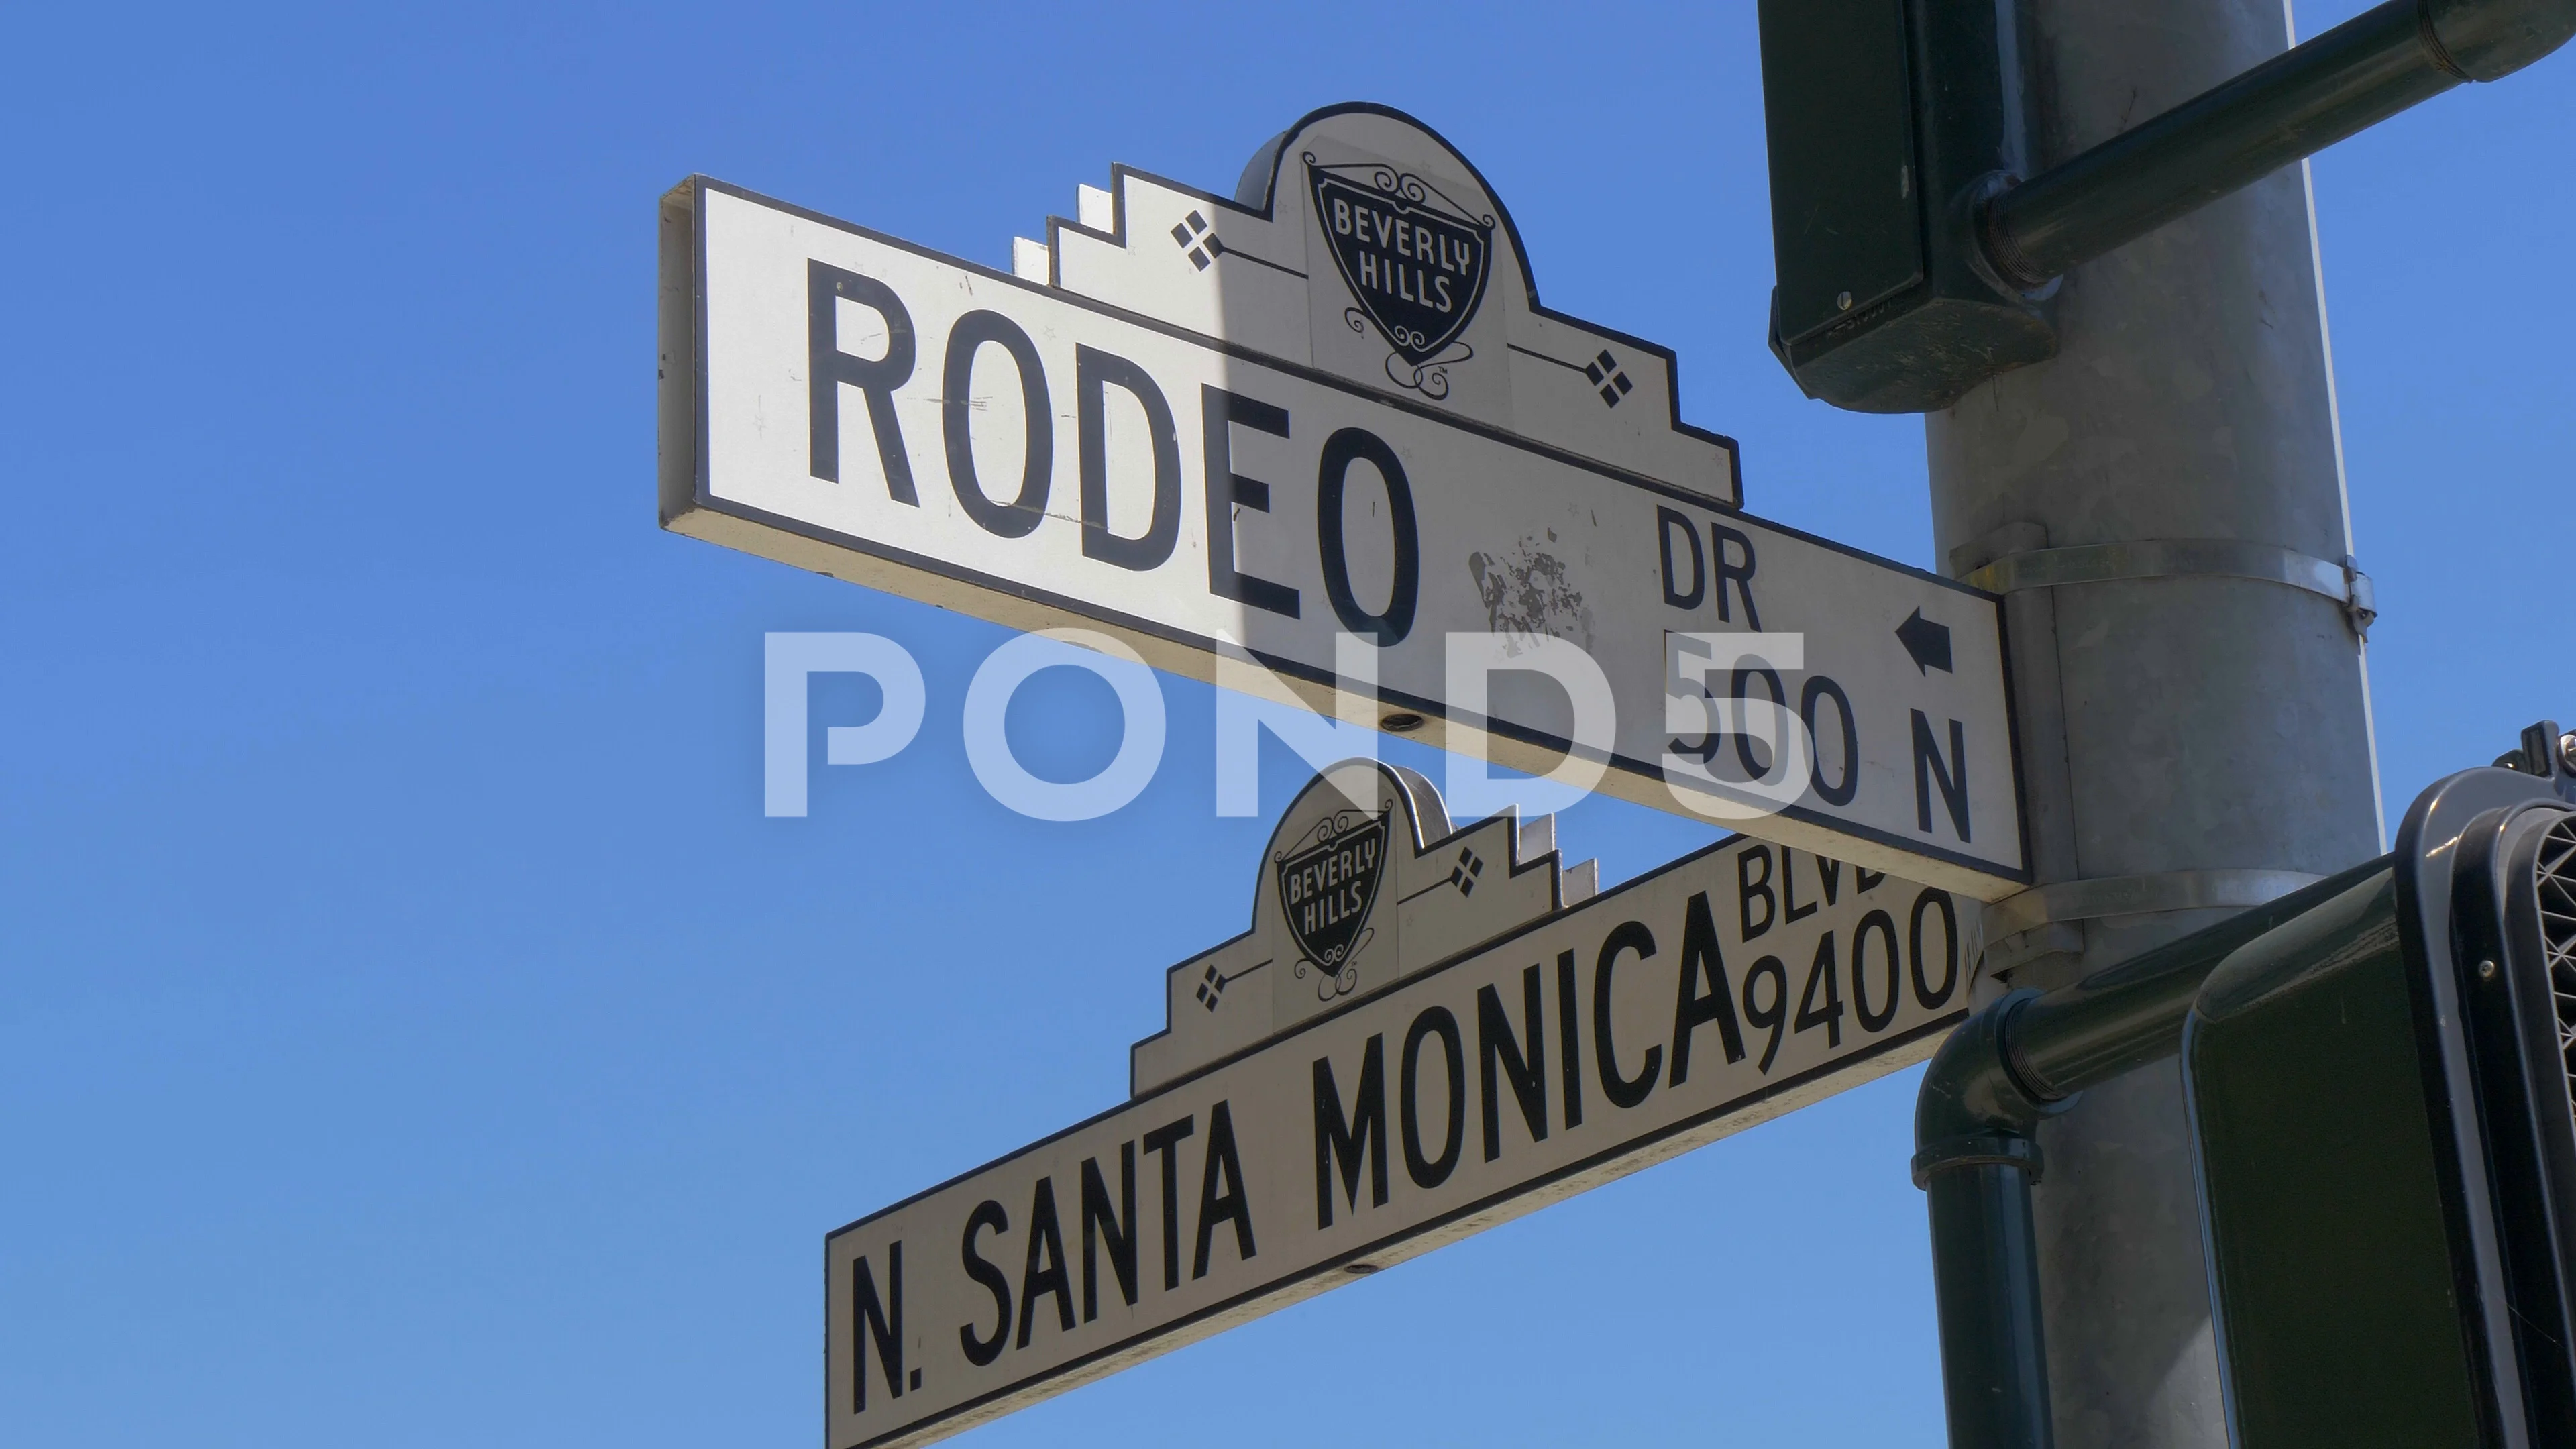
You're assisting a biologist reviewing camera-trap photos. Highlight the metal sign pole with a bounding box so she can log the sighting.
[1922,3,2386,1444]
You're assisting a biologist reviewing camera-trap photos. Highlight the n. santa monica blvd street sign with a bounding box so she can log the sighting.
[657,105,2029,899]
[824,762,1978,1448]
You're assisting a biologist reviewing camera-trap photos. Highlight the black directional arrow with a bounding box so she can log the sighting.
[1896,609,1953,674]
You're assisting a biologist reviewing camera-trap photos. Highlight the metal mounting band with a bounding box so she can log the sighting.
[1963,538,2376,635]
[1911,1131,2045,1188]
[1984,868,2327,941]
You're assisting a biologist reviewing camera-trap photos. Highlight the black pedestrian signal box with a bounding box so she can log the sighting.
[1755,0,2055,413]
[2184,746,2576,1448]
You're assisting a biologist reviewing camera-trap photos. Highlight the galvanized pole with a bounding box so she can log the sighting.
[1925,2,2386,1444]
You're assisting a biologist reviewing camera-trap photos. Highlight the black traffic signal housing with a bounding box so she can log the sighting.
[1756,0,2055,413]
[2184,735,2576,1448]
[1756,1,2575,413]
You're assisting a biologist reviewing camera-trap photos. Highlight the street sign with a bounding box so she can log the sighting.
[659,104,2029,900]
[825,761,1980,1447]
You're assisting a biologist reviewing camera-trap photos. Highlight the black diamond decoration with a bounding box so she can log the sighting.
[1448,847,1485,898]
[1173,211,1222,272]
[1587,350,1633,407]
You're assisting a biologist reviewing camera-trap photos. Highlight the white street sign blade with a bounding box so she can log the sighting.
[659,105,2028,898]
[822,762,1978,1448]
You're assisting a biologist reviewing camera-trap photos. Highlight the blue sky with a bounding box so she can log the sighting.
[4,4,2567,1446]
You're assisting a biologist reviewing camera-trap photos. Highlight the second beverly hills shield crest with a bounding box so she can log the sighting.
[1275,804,1391,998]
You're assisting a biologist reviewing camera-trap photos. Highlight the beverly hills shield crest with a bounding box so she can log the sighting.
[1130,759,1596,1094]
[1027,102,1741,492]
[1275,804,1391,995]
[1307,155,1495,382]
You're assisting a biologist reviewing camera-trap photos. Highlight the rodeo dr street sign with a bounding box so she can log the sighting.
[827,761,1978,1448]
[657,104,2027,900]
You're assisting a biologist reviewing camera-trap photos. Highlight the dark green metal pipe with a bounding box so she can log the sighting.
[1983,0,2576,288]
[2005,857,2394,1099]
[1915,994,2057,1449]
[1925,1163,2055,1449]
